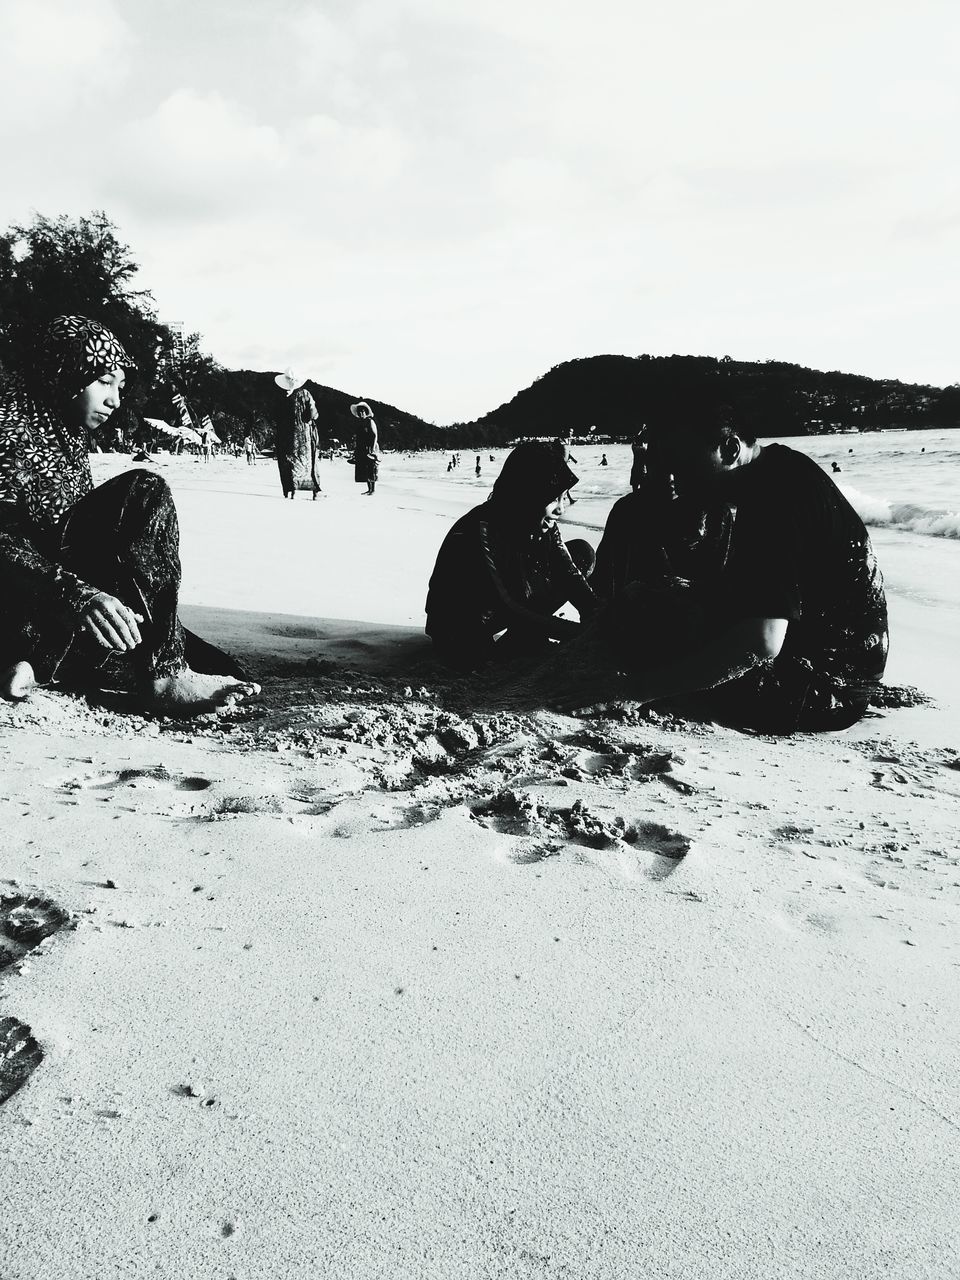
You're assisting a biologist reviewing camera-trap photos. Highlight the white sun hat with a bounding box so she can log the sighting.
[350,400,373,418]
[275,368,306,394]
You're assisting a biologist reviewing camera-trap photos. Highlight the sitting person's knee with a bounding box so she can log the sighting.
[565,538,595,579]
[119,468,172,500]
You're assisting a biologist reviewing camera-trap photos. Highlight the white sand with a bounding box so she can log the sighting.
[2,452,959,1280]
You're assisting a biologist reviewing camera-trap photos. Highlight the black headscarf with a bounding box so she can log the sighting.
[487,441,578,526]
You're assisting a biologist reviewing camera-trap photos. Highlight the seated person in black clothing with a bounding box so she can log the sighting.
[592,466,733,603]
[425,442,597,670]
[0,315,259,714]
[590,462,734,682]
[561,392,888,733]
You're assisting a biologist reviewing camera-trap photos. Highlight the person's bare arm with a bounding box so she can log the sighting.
[556,616,788,714]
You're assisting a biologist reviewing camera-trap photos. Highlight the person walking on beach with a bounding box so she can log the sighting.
[351,401,381,496]
[243,434,257,465]
[274,369,322,499]
[475,454,482,477]
[0,315,259,714]
[629,429,646,491]
[561,384,888,732]
[200,424,212,463]
[425,442,597,670]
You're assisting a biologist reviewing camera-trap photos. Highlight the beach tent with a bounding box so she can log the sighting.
[144,416,202,445]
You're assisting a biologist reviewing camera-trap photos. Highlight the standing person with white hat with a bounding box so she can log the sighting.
[274,369,322,499]
[350,400,381,496]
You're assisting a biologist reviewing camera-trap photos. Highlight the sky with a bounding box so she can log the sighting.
[1,0,958,423]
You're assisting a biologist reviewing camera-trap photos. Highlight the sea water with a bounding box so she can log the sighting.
[423,428,960,543]
[568,428,960,542]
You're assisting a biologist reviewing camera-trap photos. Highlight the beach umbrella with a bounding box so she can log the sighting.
[144,416,177,435]
[144,416,202,445]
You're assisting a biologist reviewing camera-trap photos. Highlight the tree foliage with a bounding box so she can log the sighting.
[448,353,960,444]
[0,211,167,400]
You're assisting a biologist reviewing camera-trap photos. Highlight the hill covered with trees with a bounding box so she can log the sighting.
[2,212,957,452]
[447,354,960,445]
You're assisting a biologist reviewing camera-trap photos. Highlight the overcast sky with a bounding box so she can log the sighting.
[1,0,958,422]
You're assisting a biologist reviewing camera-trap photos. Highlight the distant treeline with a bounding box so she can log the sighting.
[441,354,960,447]
[206,352,960,453]
[2,213,957,453]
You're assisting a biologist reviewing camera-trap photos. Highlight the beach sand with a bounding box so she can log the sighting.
[2,452,959,1279]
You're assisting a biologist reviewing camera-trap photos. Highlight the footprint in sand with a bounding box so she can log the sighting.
[61,765,214,795]
[861,743,959,797]
[1,894,73,1104]
[470,790,692,869]
[552,733,696,793]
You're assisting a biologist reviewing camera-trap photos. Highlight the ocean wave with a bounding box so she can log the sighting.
[839,484,960,540]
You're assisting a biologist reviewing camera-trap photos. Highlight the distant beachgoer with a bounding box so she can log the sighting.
[629,429,646,491]
[274,369,322,499]
[351,401,380,496]
[0,315,258,713]
[600,453,608,466]
[831,461,841,473]
[488,454,495,462]
[425,442,597,670]
[475,455,482,477]
[200,425,212,463]
[243,434,257,465]
[563,388,888,733]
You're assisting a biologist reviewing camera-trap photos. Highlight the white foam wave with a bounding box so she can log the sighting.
[839,484,960,540]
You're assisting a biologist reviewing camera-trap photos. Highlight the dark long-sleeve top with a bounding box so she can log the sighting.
[0,371,101,624]
[424,501,597,644]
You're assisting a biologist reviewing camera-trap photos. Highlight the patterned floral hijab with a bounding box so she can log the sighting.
[35,314,136,407]
[0,315,136,547]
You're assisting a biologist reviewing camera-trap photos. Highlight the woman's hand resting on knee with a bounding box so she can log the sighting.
[80,593,144,651]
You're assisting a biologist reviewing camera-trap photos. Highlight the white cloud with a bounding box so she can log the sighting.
[109,91,410,224]
[0,0,133,122]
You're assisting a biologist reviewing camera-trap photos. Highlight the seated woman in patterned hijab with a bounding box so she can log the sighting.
[0,315,259,714]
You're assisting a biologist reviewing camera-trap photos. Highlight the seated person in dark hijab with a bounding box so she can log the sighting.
[562,387,888,733]
[592,462,733,602]
[425,441,597,670]
[0,315,259,714]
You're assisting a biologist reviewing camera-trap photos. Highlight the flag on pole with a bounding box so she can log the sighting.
[201,413,221,444]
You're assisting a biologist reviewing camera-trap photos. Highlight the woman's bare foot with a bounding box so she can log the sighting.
[1,661,36,701]
[145,668,260,716]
